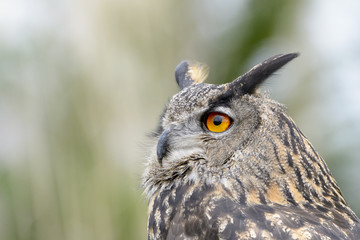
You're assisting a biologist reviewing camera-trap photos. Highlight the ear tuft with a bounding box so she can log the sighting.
[230,53,299,95]
[175,60,209,90]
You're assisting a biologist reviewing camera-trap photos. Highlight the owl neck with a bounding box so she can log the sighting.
[220,110,357,220]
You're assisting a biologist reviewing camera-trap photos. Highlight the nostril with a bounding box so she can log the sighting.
[157,128,171,166]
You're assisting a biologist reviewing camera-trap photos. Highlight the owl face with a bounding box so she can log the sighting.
[157,82,260,168]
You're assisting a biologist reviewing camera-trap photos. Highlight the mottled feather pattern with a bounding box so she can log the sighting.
[143,54,360,239]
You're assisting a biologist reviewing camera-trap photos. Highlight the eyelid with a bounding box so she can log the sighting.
[205,106,234,119]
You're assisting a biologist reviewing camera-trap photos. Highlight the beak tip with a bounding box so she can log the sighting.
[157,149,164,166]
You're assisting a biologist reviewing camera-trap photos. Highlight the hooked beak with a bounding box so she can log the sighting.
[156,128,171,166]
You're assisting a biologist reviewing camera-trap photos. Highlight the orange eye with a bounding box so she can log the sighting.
[205,112,231,133]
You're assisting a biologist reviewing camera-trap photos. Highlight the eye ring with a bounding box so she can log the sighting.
[205,112,232,133]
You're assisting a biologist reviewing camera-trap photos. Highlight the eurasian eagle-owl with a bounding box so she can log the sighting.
[142,53,360,239]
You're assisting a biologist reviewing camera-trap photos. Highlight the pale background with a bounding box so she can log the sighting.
[0,0,360,239]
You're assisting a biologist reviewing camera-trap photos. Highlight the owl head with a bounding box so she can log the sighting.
[144,53,299,195]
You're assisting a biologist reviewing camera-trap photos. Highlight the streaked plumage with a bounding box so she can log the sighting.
[143,53,360,239]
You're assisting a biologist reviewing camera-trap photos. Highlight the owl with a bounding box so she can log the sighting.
[142,53,360,240]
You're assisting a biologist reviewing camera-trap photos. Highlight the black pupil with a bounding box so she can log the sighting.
[213,115,223,126]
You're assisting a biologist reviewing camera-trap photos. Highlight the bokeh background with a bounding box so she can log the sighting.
[1,0,360,239]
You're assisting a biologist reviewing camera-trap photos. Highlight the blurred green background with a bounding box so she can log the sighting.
[1,0,360,239]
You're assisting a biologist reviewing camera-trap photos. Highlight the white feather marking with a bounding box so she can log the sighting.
[187,61,209,84]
